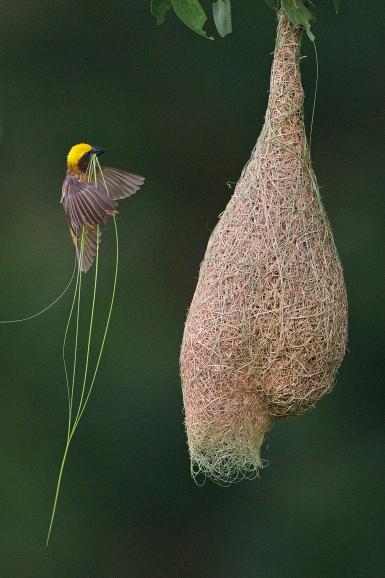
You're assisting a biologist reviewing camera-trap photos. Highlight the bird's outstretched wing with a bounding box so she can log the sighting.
[70,226,101,273]
[97,167,145,200]
[61,176,117,230]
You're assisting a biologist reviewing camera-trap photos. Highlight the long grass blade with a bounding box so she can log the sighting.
[72,157,118,429]
[0,260,76,324]
[46,230,85,546]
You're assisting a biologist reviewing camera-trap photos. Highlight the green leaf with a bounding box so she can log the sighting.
[151,0,171,25]
[213,0,232,37]
[171,0,213,39]
[282,0,316,41]
[264,0,279,10]
[333,0,340,14]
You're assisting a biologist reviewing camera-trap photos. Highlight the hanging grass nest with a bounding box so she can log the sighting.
[180,10,348,485]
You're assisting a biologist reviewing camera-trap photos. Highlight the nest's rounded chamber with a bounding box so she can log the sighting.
[180,11,348,485]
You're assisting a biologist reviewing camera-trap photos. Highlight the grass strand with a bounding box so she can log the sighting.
[309,39,319,151]
[0,260,76,324]
[46,230,85,546]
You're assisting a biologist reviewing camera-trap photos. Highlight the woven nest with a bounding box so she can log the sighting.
[180,10,348,485]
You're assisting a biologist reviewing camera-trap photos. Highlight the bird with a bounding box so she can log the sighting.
[61,143,144,272]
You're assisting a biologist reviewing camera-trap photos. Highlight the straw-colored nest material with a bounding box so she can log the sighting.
[180,10,348,485]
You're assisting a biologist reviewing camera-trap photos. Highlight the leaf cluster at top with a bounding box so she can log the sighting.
[151,0,341,41]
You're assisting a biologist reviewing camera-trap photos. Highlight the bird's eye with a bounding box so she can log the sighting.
[84,152,91,158]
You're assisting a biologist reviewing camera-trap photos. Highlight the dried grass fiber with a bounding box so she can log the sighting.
[180,10,348,485]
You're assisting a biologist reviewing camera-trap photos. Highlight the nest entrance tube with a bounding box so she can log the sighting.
[180,11,348,485]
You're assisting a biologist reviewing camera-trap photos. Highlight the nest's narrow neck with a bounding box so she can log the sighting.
[265,10,304,137]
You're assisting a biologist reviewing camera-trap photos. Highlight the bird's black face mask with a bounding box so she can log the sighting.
[78,147,105,173]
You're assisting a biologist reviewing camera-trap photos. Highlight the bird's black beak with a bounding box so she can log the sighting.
[92,146,106,157]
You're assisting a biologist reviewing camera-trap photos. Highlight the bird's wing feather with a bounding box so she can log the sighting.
[97,166,145,200]
[61,176,117,230]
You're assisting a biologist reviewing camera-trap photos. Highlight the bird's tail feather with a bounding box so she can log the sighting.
[72,226,101,273]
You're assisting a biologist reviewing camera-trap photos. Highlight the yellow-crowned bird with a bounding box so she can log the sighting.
[61,143,144,272]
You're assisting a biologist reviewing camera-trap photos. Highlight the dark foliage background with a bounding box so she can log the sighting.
[0,1,383,576]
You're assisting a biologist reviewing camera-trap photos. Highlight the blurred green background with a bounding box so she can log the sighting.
[0,1,383,576]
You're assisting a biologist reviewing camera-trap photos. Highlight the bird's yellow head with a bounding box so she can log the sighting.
[67,143,105,173]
